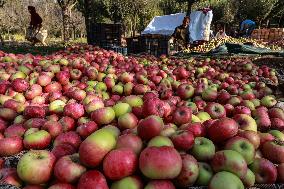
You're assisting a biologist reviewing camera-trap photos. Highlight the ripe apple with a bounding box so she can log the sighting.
[42,120,63,139]
[261,95,277,108]
[23,129,51,149]
[139,146,182,179]
[4,123,26,138]
[171,130,194,151]
[103,148,137,180]
[204,102,226,119]
[233,114,257,132]
[174,154,199,187]
[238,130,260,149]
[91,107,115,125]
[241,168,255,187]
[17,150,56,184]
[0,136,23,156]
[145,180,175,189]
[79,128,117,167]
[59,116,75,132]
[177,83,195,100]
[54,153,87,183]
[53,131,81,150]
[116,134,143,154]
[211,150,247,178]
[249,158,277,184]
[207,118,239,143]
[76,121,98,138]
[118,113,138,130]
[137,115,164,140]
[63,103,85,120]
[172,106,192,125]
[77,170,108,189]
[262,140,284,163]
[113,102,132,118]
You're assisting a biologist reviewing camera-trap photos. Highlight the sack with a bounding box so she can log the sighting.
[25,27,48,43]
[35,29,48,43]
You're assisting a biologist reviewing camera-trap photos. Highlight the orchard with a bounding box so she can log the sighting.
[0,45,283,189]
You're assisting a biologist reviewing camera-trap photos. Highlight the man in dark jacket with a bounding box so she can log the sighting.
[27,6,43,45]
[171,16,190,50]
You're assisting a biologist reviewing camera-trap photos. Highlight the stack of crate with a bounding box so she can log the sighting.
[251,28,284,41]
[92,23,122,47]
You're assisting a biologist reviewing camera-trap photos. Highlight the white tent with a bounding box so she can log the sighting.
[142,13,186,36]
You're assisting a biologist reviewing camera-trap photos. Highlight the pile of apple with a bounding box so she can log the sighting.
[0,45,284,189]
[183,37,282,53]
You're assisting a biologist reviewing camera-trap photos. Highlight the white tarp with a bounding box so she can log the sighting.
[142,13,186,36]
[189,10,213,42]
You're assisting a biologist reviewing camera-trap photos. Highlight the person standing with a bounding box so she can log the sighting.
[27,6,45,45]
[239,19,256,38]
[171,17,190,50]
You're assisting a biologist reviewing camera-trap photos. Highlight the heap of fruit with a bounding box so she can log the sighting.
[0,46,283,189]
[183,37,282,53]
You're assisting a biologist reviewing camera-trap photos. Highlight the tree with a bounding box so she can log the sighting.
[57,0,77,41]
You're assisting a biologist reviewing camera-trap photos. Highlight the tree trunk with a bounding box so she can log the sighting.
[62,8,69,42]
[187,0,196,16]
[0,33,4,46]
[84,0,93,44]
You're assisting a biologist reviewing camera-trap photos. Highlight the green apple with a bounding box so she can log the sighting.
[233,114,257,132]
[111,176,142,189]
[95,82,107,92]
[191,137,215,161]
[191,115,201,123]
[209,171,244,189]
[123,95,143,107]
[261,95,277,108]
[211,150,247,178]
[196,162,213,186]
[269,130,284,141]
[112,84,124,95]
[49,100,66,114]
[113,102,132,118]
[251,99,261,107]
[196,112,211,122]
[225,136,255,164]
[241,168,255,187]
[147,136,174,147]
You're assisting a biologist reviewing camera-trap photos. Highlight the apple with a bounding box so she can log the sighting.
[42,120,62,139]
[177,83,195,99]
[77,170,108,189]
[172,106,192,125]
[51,143,76,160]
[196,162,213,186]
[145,180,175,189]
[190,137,215,161]
[4,123,26,138]
[241,168,255,187]
[91,107,115,125]
[116,134,143,154]
[0,168,22,187]
[0,136,23,156]
[12,78,29,92]
[142,98,165,118]
[225,136,255,164]
[180,122,205,137]
[201,87,217,101]
[209,171,244,189]
[122,95,143,107]
[84,100,104,114]
[233,114,257,132]
[111,176,143,189]
[37,74,51,87]
[23,106,46,119]
[171,130,194,151]
[148,135,173,147]
[211,150,247,178]
[238,130,260,149]
[207,118,239,143]
[233,106,251,115]
[17,150,56,184]
[76,121,98,138]
[63,103,85,120]
[59,116,75,132]
[23,129,51,149]
[174,154,199,187]
[103,148,137,180]
[53,131,82,150]
[269,107,284,120]
[54,153,87,183]
[0,107,18,121]
[204,102,226,119]
[261,95,277,108]
[113,102,132,118]
[48,183,75,189]
[137,115,164,140]
[249,158,277,184]
[196,111,211,122]
[79,128,117,167]
[262,140,284,163]
[277,163,284,183]
[139,146,182,179]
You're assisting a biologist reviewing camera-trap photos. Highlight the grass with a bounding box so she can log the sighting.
[0,36,87,55]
